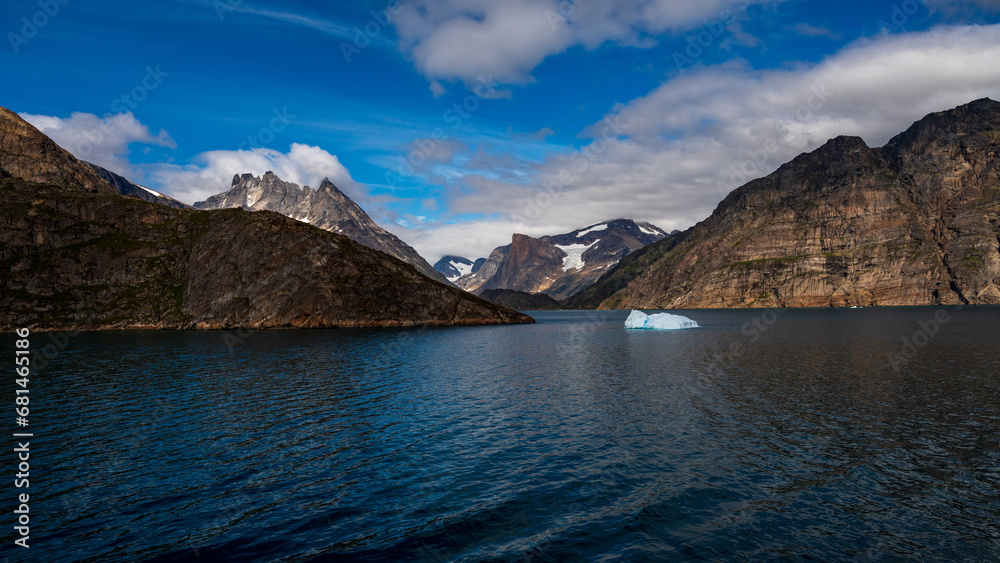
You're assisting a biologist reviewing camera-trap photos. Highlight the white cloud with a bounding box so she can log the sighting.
[794,22,842,40]
[402,23,1000,262]
[149,143,362,205]
[19,111,175,178]
[393,0,780,87]
[392,218,551,264]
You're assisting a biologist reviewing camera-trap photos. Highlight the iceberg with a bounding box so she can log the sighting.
[624,310,699,330]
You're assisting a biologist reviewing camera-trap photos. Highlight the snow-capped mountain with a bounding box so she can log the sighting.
[433,255,485,281]
[454,219,671,300]
[194,171,448,283]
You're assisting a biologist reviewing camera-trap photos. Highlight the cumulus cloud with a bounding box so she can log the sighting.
[393,0,780,87]
[403,23,1000,261]
[149,143,362,205]
[19,111,175,178]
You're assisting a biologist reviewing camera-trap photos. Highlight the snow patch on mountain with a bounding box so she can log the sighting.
[555,241,598,271]
[576,224,608,237]
[448,259,474,280]
[137,184,162,197]
[638,225,661,236]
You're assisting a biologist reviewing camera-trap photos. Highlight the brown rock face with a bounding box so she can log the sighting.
[194,172,448,283]
[482,233,566,294]
[600,99,1000,309]
[0,108,532,330]
[86,162,191,209]
[457,219,669,300]
[0,108,117,195]
[0,180,533,330]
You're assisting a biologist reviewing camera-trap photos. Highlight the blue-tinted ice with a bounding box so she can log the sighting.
[624,309,699,330]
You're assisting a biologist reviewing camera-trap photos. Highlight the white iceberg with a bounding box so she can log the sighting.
[624,310,699,330]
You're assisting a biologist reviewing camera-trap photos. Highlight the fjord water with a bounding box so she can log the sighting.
[3,308,1000,561]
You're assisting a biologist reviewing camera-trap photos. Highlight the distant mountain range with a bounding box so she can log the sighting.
[194,171,448,283]
[451,219,672,301]
[5,96,997,317]
[586,98,1000,309]
[0,107,532,329]
[433,255,485,281]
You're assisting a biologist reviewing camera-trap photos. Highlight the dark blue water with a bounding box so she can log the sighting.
[2,308,1000,562]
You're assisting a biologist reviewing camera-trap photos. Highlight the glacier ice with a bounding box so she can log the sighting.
[554,241,598,271]
[624,310,699,330]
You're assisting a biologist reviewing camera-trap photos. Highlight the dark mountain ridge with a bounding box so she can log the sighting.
[0,107,533,330]
[596,98,1000,309]
[85,162,191,209]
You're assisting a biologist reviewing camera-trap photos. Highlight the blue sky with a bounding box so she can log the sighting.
[3,0,1000,261]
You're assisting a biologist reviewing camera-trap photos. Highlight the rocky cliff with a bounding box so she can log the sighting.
[456,219,669,300]
[86,162,190,209]
[0,107,533,330]
[194,172,448,283]
[0,108,116,195]
[600,98,1000,309]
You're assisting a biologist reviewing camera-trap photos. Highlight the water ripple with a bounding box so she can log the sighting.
[2,309,1000,561]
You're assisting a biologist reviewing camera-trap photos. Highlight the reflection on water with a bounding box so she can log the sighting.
[2,307,999,561]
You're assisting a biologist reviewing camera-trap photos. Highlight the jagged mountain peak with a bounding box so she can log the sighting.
[195,170,448,283]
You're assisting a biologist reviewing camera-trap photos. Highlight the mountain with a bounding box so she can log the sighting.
[86,162,190,209]
[563,229,691,309]
[454,219,670,300]
[597,98,1000,309]
[433,255,482,281]
[194,172,448,283]
[0,107,117,195]
[0,107,533,330]
[478,289,562,311]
